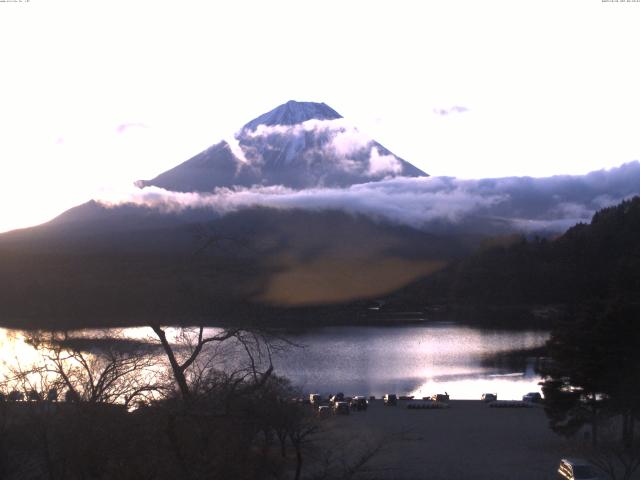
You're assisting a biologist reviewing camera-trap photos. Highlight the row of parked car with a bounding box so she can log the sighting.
[308,391,543,412]
[309,393,370,415]
[481,392,543,403]
[309,392,454,412]
[383,393,451,405]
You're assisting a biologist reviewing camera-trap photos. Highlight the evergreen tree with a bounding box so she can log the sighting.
[539,303,640,448]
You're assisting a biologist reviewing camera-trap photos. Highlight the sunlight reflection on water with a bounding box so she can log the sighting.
[269,324,549,400]
[1,323,549,401]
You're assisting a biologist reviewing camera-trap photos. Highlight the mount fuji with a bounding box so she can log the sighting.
[0,101,447,328]
[137,100,426,192]
[8,101,634,329]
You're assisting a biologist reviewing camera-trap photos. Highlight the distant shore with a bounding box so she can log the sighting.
[0,300,561,332]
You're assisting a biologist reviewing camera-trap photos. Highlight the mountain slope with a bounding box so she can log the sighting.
[0,100,443,329]
[137,100,427,191]
[0,203,471,328]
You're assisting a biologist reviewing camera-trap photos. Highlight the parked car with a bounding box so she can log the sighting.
[481,393,497,402]
[557,458,600,479]
[309,393,321,407]
[350,396,368,411]
[329,392,345,404]
[383,394,397,406]
[523,392,543,403]
[333,401,350,415]
[430,393,450,402]
[46,388,58,402]
[317,405,331,417]
[8,390,24,402]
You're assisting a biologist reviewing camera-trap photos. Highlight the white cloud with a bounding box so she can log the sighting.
[98,162,640,235]
[367,147,403,176]
[235,117,396,176]
[225,135,249,165]
[328,128,372,158]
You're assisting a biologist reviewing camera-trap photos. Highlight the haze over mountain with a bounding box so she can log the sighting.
[127,100,640,237]
[120,161,640,237]
[137,101,427,191]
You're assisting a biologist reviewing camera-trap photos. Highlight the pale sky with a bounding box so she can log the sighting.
[1,0,639,233]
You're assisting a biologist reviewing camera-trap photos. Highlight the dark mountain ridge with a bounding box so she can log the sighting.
[0,202,475,328]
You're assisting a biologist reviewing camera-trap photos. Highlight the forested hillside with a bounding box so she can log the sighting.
[389,196,640,319]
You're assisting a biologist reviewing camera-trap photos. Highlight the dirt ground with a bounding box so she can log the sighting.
[313,399,578,480]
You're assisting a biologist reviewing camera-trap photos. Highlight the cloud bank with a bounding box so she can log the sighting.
[101,162,640,236]
[231,118,404,178]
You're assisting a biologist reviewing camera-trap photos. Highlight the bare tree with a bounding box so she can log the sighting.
[23,330,167,408]
[586,421,640,480]
[150,325,285,401]
[2,353,68,480]
[150,325,239,400]
[306,433,388,480]
[289,413,320,480]
[1,331,172,480]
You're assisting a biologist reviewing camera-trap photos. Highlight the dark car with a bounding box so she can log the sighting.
[481,393,497,402]
[333,401,350,415]
[383,394,397,406]
[523,392,543,403]
[430,393,450,402]
[350,396,368,411]
[330,392,345,404]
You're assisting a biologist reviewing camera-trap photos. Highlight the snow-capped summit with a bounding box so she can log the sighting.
[138,101,427,192]
[242,101,342,131]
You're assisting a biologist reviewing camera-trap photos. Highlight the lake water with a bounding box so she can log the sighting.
[0,323,549,401]
[271,323,549,400]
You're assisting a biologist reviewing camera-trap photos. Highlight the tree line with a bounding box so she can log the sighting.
[0,327,382,480]
[388,196,640,326]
